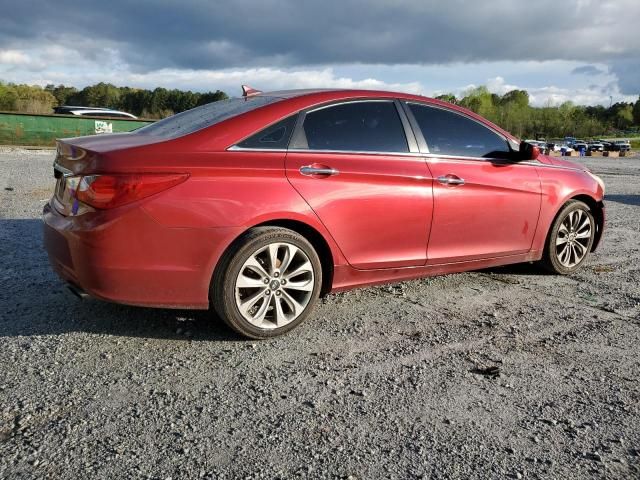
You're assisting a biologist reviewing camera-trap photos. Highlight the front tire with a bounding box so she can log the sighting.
[212,227,322,339]
[540,200,595,274]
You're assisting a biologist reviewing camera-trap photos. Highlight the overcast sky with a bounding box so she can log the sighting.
[1,0,639,106]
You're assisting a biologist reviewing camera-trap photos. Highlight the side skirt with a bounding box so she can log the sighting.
[330,251,542,293]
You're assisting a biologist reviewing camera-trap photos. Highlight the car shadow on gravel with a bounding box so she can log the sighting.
[605,194,640,206]
[479,262,550,276]
[0,219,240,341]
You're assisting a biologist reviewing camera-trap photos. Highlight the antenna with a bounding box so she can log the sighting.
[242,85,262,98]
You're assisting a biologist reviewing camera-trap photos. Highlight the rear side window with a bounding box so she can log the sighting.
[236,114,298,150]
[138,96,282,139]
[302,101,408,153]
[408,103,510,158]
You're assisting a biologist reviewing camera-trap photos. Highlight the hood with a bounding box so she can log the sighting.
[538,154,586,171]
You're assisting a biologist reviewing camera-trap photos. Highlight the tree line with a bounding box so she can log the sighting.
[0,81,228,119]
[1,80,639,137]
[437,87,640,139]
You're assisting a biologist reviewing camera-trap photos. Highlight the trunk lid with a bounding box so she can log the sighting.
[52,132,169,216]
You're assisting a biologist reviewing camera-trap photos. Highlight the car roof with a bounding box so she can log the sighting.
[251,88,519,142]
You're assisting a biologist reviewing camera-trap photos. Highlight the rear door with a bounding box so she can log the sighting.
[285,100,433,269]
[404,102,541,264]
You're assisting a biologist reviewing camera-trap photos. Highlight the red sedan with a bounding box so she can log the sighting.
[43,88,605,338]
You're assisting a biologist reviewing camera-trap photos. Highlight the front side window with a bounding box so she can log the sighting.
[408,103,510,158]
[302,101,408,153]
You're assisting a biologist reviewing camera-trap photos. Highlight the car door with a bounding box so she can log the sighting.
[404,102,541,264]
[285,99,433,270]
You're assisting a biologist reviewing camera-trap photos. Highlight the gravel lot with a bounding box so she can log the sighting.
[1,148,639,479]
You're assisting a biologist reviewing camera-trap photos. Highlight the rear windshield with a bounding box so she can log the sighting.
[137,96,282,138]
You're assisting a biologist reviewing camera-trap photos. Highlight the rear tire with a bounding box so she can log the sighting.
[540,200,595,274]
[212,227,322,339]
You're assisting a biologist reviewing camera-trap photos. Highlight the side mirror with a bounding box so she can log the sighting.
[519,141,540,161]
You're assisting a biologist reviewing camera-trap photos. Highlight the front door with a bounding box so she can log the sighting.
[404,102,541,264]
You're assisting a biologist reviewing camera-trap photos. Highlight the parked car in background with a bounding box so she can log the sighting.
[613,140,631,152]
[546,143,561,152]
[53,106,137,119]
[43,88,605,338]
[557,144,574,153]
[588,142,604,152]
[572,141,588,153]
[525,140,547,153]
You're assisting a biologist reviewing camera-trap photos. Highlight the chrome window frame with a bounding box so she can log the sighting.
[229,98,421,156]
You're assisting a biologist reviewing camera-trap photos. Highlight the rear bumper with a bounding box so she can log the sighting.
[43,202,241,309]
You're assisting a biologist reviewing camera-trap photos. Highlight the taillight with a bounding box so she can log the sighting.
[75,173,188,209]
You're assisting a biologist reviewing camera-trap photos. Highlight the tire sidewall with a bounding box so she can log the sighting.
[214,228,322,339]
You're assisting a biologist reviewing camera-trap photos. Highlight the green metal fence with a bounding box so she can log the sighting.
[0,111,154,147]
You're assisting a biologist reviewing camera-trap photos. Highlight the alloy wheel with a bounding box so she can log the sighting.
[555,209,592,268]
[234,242,315,329]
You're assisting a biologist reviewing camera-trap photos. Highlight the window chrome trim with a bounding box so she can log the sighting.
[227,145,289,152]
[424,153,516,163]
[288,148,425,158]
[424,154,585,172]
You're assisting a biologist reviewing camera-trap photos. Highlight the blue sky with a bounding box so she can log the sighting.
[0,0,638,106]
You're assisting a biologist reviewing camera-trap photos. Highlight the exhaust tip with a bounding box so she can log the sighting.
[67,284,89,300]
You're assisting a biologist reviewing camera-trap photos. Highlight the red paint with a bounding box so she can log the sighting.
[43,89,604,309]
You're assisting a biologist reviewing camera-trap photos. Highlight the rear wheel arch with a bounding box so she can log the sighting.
[212,219,334,298]
[253,219,334,296]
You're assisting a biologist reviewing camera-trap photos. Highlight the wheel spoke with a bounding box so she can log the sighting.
[283,279,314,292]
[273,296,288,327]
[238,289,267,316]
[283,260,313,281]
[573,210,583,230]
[573,241,586,257]
[278,244,299,274]
[250,294,272,325]
[556,234,569,246]
[244,256,269,279]
[577,216,590,233]
[576,229,591,239]
[570,244,577,266]
[268,243,280,275]
[281,290,305,317]
[558,244,570,266]
[237,272,267,288]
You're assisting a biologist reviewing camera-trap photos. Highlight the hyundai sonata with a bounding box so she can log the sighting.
[43,87,605,338]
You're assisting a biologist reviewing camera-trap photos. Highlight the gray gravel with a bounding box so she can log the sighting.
[1,147,639,479]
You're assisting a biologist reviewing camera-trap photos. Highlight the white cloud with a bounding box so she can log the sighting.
[0,50,30,65]
[0,45,636,107]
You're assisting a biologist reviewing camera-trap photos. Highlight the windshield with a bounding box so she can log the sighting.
[137,96,282,138]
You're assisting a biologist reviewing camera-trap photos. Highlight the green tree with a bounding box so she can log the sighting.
[632,97,640,125]
[45,84,78,106]
[435,93,457,104]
